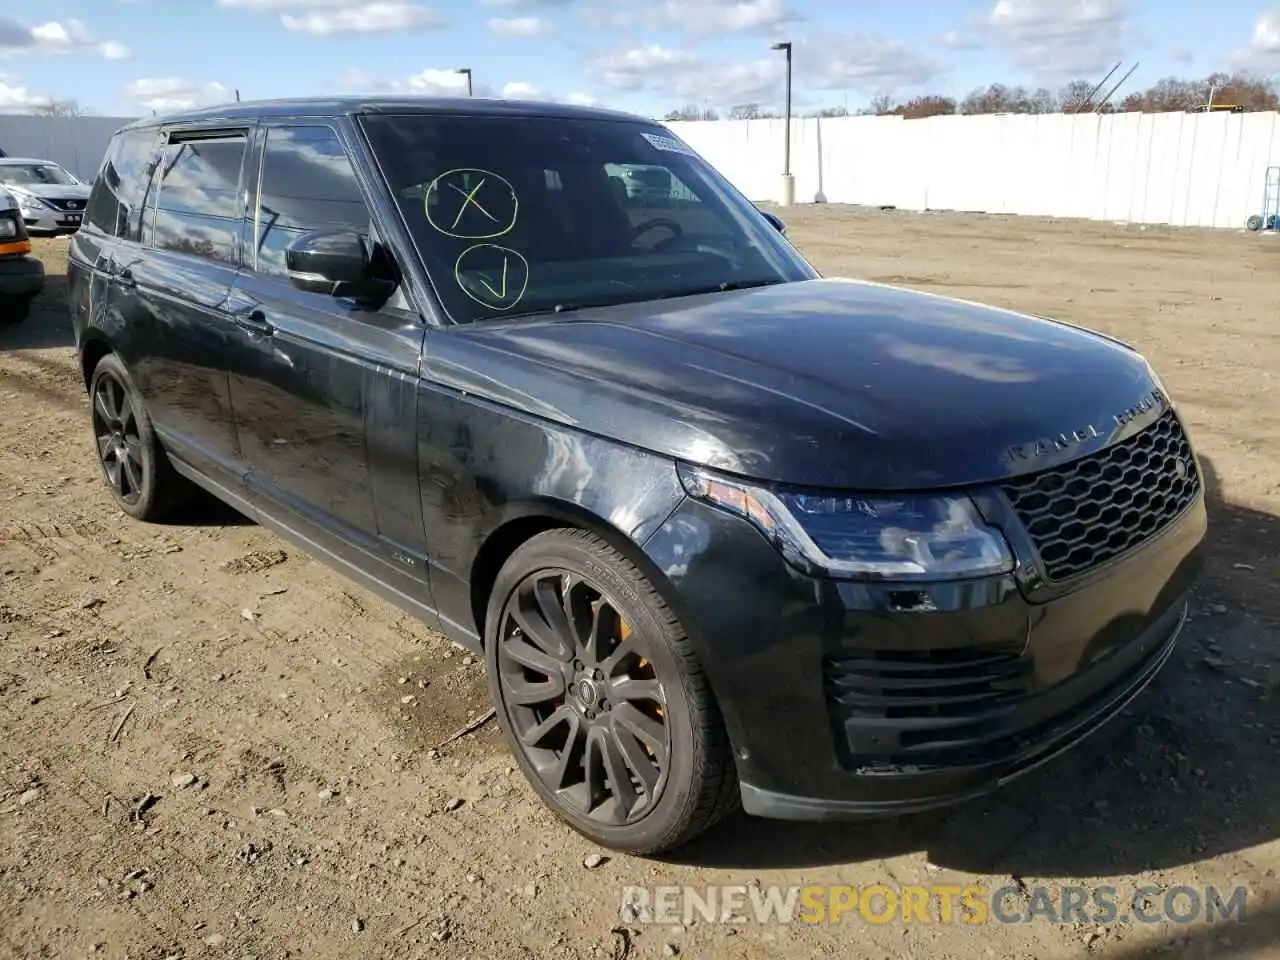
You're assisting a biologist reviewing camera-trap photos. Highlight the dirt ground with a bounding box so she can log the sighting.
[2,210,1278,960]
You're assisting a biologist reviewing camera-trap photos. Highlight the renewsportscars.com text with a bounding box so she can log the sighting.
[619,883,1249,927]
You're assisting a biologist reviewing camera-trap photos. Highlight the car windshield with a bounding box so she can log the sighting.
[359,113,815,324]
[0,163,78,186]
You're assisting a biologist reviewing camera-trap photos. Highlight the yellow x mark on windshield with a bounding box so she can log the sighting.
[448,179,499,229]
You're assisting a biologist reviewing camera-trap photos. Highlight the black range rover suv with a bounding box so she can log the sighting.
[67,97,1206,855]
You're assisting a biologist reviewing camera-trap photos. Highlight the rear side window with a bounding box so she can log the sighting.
[253,125,370,276]
[150,135,247,264]
[83,128,160,239]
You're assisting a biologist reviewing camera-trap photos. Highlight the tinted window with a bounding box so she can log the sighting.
[254,125,370,276]
[83,128,161,239]
[150,136,246,264]
[359,115,813,324]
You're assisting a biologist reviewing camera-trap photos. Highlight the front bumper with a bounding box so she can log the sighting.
[642,482,1206,820]
[0,254,45,299]
[21,207,83,234]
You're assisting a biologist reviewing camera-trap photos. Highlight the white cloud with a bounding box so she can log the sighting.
[123,77,232,112]
[664,0,796,36]
[0,72,55,111]
[582,0,796,35]
[217,0,445,35]
[979,0,1131,77]
[589,44,700,92]
[280,3,444,35]
[590,34,943,107]
[334,68,595,105]
[1252,10,1280,58]
[1229,9,1280,71]
[334,67,478,96]
[803,33,944,91]
[501,81,542,98]
[488,16,547,37]
[99,41,132,60]
[0,16,131,59]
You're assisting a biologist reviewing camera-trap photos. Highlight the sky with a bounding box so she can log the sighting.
[0,0,1278,119]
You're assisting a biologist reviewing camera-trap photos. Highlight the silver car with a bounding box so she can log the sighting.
[0,157,91,234]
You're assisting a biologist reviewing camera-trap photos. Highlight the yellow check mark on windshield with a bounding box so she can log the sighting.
[477,255,509,300]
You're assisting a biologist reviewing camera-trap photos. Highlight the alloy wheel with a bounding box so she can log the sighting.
[92,372,145,506]
[495,570,671,826]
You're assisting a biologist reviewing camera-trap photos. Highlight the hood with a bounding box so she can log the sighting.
[5,182,90,201]
[424,278,1167,491]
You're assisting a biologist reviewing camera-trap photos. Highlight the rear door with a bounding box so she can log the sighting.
[224,120,432,604]
[111,127,251,485]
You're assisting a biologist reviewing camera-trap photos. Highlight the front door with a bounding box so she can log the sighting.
[112,129,250,483]
[224,122,431,597]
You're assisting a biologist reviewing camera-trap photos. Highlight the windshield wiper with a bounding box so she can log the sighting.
[656,278,785,300]
[473,279,786,323]
[483,303,582,322]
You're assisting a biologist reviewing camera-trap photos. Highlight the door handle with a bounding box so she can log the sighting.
[115,267,136,290]
[234,308,274,337]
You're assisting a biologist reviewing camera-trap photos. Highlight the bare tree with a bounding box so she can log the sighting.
[665,71,1280,120]
[960,84,1061,115]
[663,103,720,121]
[1059,79,1097,112]
[30,98,89,117]
[728,102,776,120]
[1117,73,1277,112]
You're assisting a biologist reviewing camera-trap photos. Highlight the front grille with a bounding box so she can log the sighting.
[824,645,1033,768]
[1001,411,1199,582]
[46,197,85,212]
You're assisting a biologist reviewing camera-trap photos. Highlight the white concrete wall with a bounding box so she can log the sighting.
[667,111,1280,230]
[0,115,137,182]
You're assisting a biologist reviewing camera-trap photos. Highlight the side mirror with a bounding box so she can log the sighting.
[761,210,786,235]
[285,229,396,304]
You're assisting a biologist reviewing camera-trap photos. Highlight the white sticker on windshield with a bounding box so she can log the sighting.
[641,132,698,157]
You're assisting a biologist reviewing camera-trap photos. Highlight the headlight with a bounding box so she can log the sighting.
[0,218,16,239]
[677,464,1014,581]
[16,194,48,211]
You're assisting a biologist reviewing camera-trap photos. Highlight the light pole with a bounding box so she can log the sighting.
[456,68,472,97]
[771,41,794,206]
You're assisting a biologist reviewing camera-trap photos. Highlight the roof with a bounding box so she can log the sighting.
[120,95,653,132]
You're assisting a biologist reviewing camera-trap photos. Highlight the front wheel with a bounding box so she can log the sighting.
[484,528,739,855]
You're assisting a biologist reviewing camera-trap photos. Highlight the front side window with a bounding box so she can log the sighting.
[84,128,161,239]
[253,125,371,276]
[360,114,814,324]
[0,163,79,187]
[150,135,247,264]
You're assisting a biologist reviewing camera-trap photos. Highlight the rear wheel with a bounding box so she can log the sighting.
[89,353,188,521]
[485,528,739,855]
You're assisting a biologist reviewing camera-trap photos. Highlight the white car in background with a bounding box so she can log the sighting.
[0,157,91,234]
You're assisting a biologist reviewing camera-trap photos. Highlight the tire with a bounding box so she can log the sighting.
[484,528,739,855]
[1246,214,1263,231]
[88,353,188,522]
[0,297,32,324]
